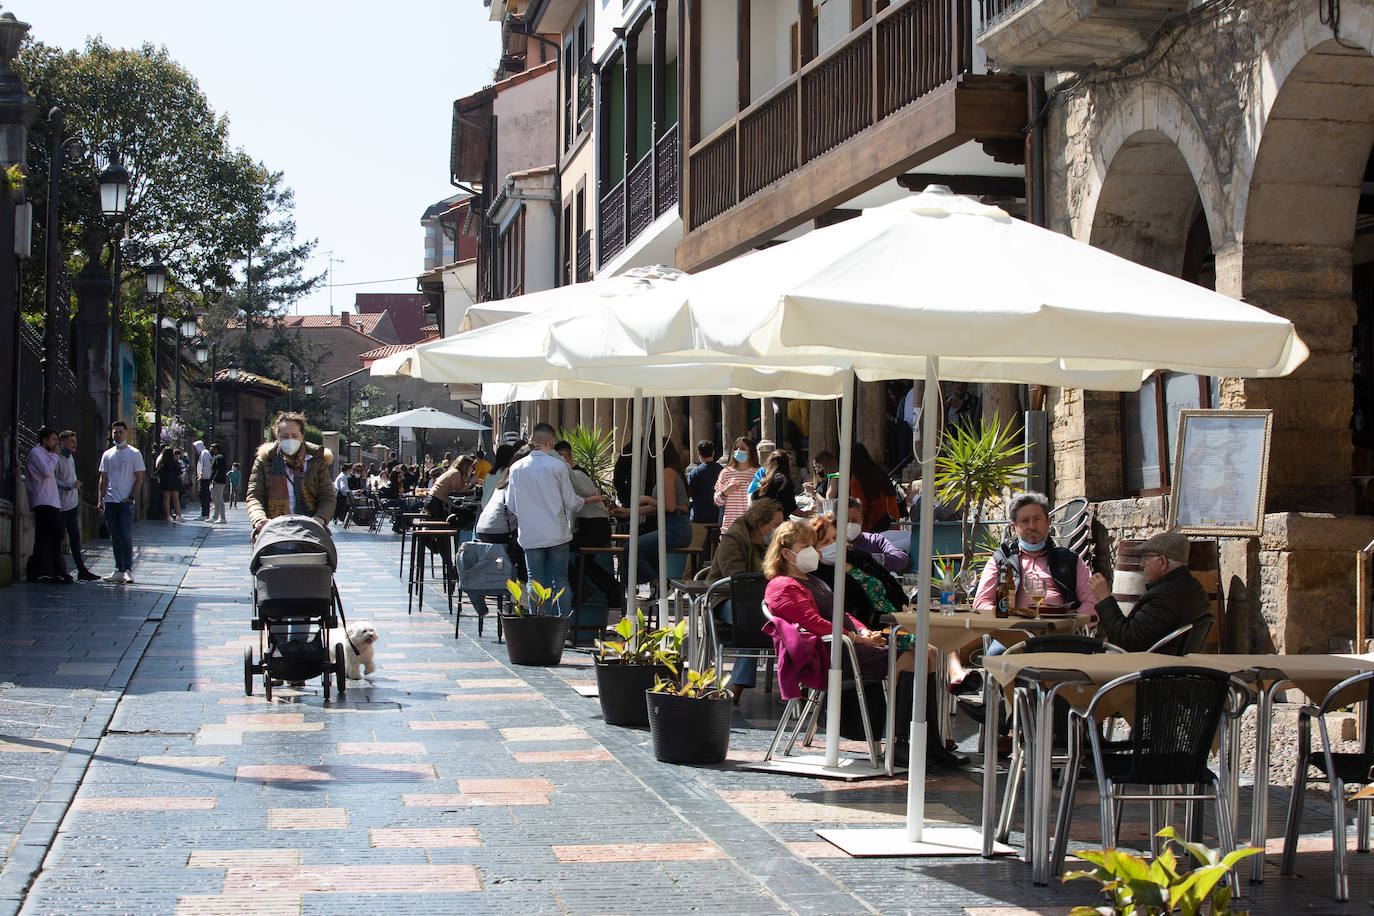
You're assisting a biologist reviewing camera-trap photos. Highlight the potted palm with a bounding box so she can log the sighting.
[594,611,685,727]
[645,668,734,764]
[934,415,1030,574]
[501,578,571,666]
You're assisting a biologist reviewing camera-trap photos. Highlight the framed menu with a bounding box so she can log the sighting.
[1167,409,1272,536]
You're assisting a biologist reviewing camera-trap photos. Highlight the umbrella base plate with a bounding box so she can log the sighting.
[816,824,1014,857]
[743,754,899,781]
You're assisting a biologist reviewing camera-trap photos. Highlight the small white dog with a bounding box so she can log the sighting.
[332,621,379,680]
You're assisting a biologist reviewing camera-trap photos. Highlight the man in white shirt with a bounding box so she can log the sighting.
[194,439,213,519]
[26,426,67,583]
[55,430,99,580]
[98,421,146,584]
[506,423,597,617]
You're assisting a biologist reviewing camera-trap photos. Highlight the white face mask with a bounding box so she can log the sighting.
[278,437,302,456]
[819,542,839,564]
[846,522,862,542]
[790,546,820,574]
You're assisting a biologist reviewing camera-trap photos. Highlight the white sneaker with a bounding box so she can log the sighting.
[122,571,135,584]
[104,572,123,583]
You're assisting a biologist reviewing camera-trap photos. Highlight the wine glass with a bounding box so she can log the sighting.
[901,573,920,609]
[1026,576,1048,615]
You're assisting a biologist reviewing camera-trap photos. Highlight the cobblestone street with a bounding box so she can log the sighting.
[0,510,1367,914]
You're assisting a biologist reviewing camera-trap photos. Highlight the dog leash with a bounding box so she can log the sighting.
[332,585,364,656]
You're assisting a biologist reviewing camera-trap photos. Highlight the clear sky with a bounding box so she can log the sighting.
[32,0,501,314]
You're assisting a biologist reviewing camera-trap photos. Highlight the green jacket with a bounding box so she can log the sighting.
[246,441,336,528]
[708,516,765,587]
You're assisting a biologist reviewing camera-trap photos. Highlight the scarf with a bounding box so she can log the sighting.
[265,445,314,520]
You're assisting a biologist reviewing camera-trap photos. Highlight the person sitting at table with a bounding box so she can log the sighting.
[714,437,759,531]
[472,449,491,481]
[750,449,800,518]
[827,443,900,532]
[746,439,775,497]
[973,491,1097,616]
[332,464,352,525]
[632,439,693,591]
[553,440,623,610]
[803,451,836,501]
[707,497,784,703]
[811,514,906,631]
[469,463,526,616]
[482,442,522,507]
[1087,530,1210,653]
[346,462,366,493]
[840,497,909,572]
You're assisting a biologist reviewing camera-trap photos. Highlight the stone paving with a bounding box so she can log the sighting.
[0,507,1369,914]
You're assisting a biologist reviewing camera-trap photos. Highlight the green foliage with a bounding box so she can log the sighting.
[505,578,565,617]
[650,667,732,699]
[595,609,686,670]
[935,415,1030,572]
[1064,828,1260,916]
[558,425,616,497]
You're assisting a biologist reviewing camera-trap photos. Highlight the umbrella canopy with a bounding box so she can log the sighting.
[459,264,686,332]
[359,406,490,431]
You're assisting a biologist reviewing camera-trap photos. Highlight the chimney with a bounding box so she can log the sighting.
[340,312,350,327]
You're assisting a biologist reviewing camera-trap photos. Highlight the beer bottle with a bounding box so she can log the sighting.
[995,563,1013,618]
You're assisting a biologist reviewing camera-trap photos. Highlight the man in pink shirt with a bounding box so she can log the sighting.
[972,492,1097,616]
[26,426,69,584]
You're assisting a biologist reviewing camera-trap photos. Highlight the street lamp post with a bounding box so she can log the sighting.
[196,339,215,443]
[177,313,196,442]
[346,379,353,455]
[146,260,168,457]
[98,154,130,430]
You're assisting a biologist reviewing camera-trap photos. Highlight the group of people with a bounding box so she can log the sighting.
[153,439,237,524]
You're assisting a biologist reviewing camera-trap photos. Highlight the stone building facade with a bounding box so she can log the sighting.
[1039,0,1374,652]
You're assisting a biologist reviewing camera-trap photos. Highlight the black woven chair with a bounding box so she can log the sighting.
[1051,666,1246,878]
[705,573,776,693]
[995,633,1124,845]
[1281,670,1374,901]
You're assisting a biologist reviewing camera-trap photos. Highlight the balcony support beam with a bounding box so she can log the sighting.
[738,0,751,111]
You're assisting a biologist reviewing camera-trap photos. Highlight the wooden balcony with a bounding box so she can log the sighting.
[678,0,1025,273]
[976,0,1181,71]
[599,122,681,269]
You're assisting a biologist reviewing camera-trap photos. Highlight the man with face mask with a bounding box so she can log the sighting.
[973,491,1097,616]
[97,421,145,584]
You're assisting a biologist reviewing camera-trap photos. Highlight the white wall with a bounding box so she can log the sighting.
[523,199,559,294]
[493,66,558,180]
[442,261,478,333]
[816,0,850,56]
[700,0,739,137]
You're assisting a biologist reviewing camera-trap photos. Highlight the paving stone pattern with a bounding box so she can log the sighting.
[0,507,1368,914]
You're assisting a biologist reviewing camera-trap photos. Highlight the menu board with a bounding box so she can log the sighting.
[1167,409,1272,536]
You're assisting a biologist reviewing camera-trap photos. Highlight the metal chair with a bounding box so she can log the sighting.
[1050,496,1091,566]
[704,573,776,694]
[1051,666,1248,879]
[1281,670,1374,901]
[1146,615,1214,655]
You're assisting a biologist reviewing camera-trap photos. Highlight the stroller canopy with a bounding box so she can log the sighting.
[251,515,338,573]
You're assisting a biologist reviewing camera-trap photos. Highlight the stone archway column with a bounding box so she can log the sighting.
[595,398,614,439]
[689,396,713,452]
[613,398,628,454]
[666,397,688,453]
[810,398,838,462]
[721,395,749,451]
[856,381,886,464]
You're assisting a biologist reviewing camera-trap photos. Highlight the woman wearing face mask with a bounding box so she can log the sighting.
[713,437,759,531]
[842,498,910,572]
[761,520,900,681]
[810,515,906,632]
[750,450,801,518]
[247,411,336,539]
[707,498,784,703]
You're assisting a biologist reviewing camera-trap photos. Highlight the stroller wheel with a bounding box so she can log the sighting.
[335,644,347,695]
[322,666,331,701]
[263,672,273,702]
[243,646,254,697]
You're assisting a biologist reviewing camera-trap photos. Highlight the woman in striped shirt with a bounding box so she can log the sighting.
[713,437,759,530]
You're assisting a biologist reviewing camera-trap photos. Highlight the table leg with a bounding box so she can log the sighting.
[934,647,950,747]
[981,668,999,856]
[1251,679,1289,882]
[1031,683,1056,885]
[886,624,898,776]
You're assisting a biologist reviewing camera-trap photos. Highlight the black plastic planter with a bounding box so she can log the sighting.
[645,690,733,764]
[500,613,570,666]
[595,662,672,727]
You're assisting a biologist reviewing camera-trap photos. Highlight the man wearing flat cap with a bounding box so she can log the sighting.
[1087,531,1212,653]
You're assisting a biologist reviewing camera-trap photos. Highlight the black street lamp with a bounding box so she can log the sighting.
[196,339,216,443]
[145,260,168,459]
[42,107,81,425]
[176,313,196,441]
[303,376,314,397]
[346,378,354,452]
[98,154,130,429]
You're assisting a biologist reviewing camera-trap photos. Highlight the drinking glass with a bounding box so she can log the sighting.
[901,573,920,609]
[1026,576,1047,614]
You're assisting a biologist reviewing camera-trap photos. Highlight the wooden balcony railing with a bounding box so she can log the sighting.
[599,122,683,268]
[687,0,971,232]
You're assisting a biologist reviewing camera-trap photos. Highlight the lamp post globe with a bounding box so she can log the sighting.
[360,393,369,409]
[226,361,240,382]
[144,261,168,296]
[304,378,314,396]
[97,160,130,217]
[195,341,209,364]
[180,314,197,338]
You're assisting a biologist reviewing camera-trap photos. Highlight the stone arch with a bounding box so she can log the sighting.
[1071,82,1227,252]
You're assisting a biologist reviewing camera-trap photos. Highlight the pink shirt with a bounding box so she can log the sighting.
[714,466,756,531]
[972,549,1098,618]
[764,575,866,637]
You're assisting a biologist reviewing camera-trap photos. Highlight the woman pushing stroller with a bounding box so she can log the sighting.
[247,411,336,538]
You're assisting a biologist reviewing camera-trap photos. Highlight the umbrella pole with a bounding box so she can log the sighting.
[824,372,855,768]
[626,390,644,623]
[906,356,939,841]
[655,396,669,626]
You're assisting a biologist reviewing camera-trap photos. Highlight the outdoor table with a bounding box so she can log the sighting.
[981,651,1257,884]
[1207,653,1374,881]
[668,578,713,673]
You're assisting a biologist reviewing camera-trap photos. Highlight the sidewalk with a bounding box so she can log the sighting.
[0,508,1365,914]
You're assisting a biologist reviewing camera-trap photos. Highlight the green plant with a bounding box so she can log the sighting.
[505,578,565,616]
[596,609,686,669]
[935,415,1030,573]
[650,667,732,699]
[1064,828,1259,916]
[559,425,616,498]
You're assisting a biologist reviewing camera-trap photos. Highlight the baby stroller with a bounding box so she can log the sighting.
[244,516,349,700]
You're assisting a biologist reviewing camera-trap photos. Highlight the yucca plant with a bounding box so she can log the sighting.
[558,425,616,499]
[1065,828,1259,916]
[934,414,1030,573]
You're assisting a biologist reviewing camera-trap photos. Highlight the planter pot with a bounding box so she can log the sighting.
[594,662,673,727]
[645,690,733,764]
[501,613,570,666]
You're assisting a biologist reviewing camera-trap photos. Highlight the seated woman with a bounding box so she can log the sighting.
[469,461,526,617]
[632,440,693,590]
[707,497,784,703]
[750,450,801,518]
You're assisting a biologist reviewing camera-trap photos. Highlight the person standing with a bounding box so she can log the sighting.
[55,430,99,581]
[194,439,213,519]
[246,412,336,538]
[506,423,593,617]
[155,447,183,524]
[713,437,759,531]
[209,443,228,523]
[26,427,69,583]
[227,462,242,508]
[97,421,145,584]
[686,439,723,524]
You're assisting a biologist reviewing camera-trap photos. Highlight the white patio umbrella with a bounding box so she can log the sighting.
[460,265,686,331]
[359,406,491,431]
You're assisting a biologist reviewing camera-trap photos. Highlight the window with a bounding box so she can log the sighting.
[499,208,526,298]
[1122,372,1216,494]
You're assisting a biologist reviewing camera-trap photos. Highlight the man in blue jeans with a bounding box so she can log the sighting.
[97,421,145,584]
[506,423,600,616]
